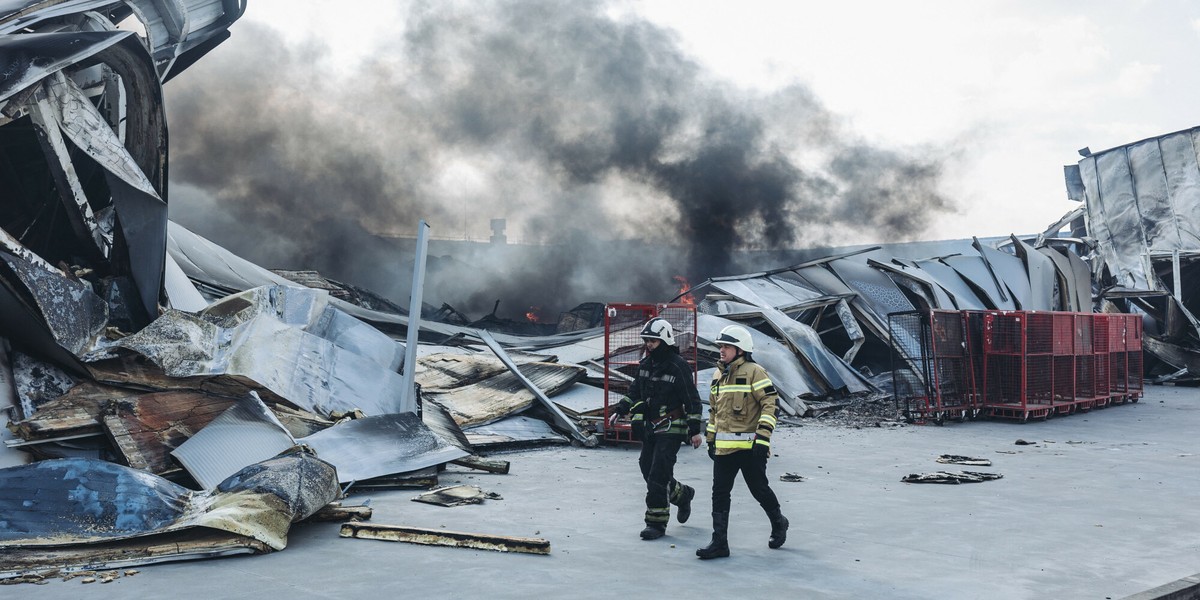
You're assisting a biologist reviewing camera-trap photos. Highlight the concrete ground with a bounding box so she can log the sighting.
[9,385,1200,599]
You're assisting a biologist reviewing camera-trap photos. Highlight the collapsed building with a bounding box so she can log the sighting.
[0,0,1192,583]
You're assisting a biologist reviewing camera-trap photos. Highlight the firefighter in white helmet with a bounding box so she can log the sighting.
[609,317,703,540]
[696,324,788,559]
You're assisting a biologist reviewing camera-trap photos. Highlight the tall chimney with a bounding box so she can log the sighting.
[490,218,507,245]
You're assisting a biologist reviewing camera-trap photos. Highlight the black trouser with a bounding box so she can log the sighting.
[710,449,780,514]
[638,431,686,524]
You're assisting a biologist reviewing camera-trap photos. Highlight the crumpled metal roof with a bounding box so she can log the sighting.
[112,286,407,418]
[0,451,337,551]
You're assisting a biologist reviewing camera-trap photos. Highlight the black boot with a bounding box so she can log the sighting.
[640,524,666,540]
[767,507,789,549]
[696,512,730,559]
[676,485,695,524]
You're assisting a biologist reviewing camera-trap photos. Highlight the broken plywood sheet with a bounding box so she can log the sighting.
[100,391,236,475]
[87,354,273,400]
[8,381,142,440]
[415,353,511,390]
[423,361,584,428]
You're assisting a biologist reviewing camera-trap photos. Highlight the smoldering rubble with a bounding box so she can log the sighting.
[0,0,1190,586]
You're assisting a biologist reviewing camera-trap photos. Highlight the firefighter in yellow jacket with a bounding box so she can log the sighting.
[697,324,789,559]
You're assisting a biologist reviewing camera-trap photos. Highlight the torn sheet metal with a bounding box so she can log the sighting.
[412,484,501,507]
[0,339,13,412]
[909,259,987,310]
[0,31,133,104]
[163,251,208,311]
[0,253,108,357]
[1011,236,1055,311]
[171,393,297,490]
[204,285,403,371]
[419,396,474,454]
[1073,127,1200,291]
[28,89,105,255]
[299,413,469,484]
[827,258,916,323]
[868,259,955,309]
[706,277,825,311]
[463,415,570,447]
[757,307,874,396]
[973,240,1033,310]
[166,221,598,349]
[114,304,406,417]
[1037,246,1080,311]
[548,382,604,418]
[0,452,337,551]
[85,352,271,401]
[942,255,1016,310]
[423,359,585,429]
[10,351,76,422]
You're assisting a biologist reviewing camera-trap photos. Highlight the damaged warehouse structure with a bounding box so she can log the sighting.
[0,0,1192,587]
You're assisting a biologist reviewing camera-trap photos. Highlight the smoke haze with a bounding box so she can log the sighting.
[165,0,952,319]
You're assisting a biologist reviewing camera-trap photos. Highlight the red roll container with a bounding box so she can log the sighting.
[602,303,698,444]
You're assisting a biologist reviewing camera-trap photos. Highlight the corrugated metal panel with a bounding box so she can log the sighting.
[170,394,296,490]
[300,413,468,483]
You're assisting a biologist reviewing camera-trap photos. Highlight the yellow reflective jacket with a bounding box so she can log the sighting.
[706,356,778,456]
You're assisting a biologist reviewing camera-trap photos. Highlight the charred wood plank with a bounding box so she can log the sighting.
[339,523,549,555]
[449,455,510,474]
[8,381,142,440]
[0,530,267,581]
[305,502,372,522]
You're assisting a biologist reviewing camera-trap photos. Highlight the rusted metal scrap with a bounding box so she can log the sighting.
[339,523,550,555]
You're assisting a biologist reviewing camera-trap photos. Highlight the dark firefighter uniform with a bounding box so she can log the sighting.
[614,342,702,535]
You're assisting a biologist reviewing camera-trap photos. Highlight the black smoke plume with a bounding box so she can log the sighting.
[165,0,952,319]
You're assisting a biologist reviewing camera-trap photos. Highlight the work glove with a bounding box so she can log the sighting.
[707,444,716,461]
[607,399,631,427]
[753,443,770,463]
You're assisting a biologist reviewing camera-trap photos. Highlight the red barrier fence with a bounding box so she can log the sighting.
[889,310,1144,424]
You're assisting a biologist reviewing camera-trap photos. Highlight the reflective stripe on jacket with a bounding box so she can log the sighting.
[706,356,778,456]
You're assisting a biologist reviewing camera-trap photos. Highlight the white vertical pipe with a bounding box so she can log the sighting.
[400,220,430,413]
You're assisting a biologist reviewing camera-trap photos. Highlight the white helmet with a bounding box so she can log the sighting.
[715,325,754,353]
[640,317,676,346]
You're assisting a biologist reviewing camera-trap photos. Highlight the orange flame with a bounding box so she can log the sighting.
[525,306,542,323]
[673,275,697,306]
